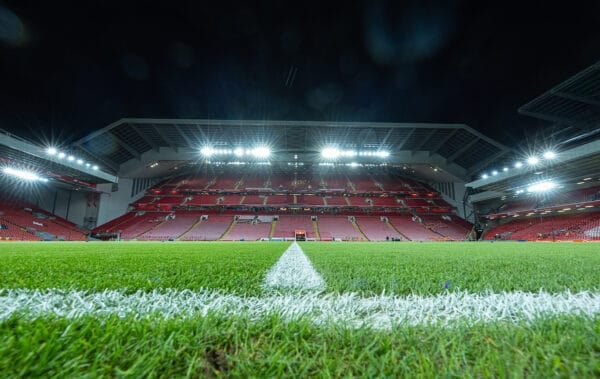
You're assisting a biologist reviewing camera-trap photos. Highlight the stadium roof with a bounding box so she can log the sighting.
[0,129,118,187]
[518,60,600,148]
[468,62,600,202]
[73,119,512,181]
[466,138,600,201]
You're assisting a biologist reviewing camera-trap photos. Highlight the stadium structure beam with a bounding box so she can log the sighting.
[174,124,196,148]
[153,125,178,152]
[411,129,437,155]
[550,91,600,107]
[518,110,590,127]
[396,128,416,150]
[130,124,159,152]
[380,127,395,147]
[124,118,467,130]
[447,138,480,161]
[466,150,510,177]
[428,129,459,156]
[111,133,141,161]
[74,143,120,173]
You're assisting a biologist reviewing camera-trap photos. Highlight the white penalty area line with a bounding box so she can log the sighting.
[1,288,599,329]
[262,241,325,292]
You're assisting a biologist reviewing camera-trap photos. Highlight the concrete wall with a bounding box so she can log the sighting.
[96,178,147,226]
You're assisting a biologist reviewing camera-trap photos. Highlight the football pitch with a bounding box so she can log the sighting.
[1,241,599,377]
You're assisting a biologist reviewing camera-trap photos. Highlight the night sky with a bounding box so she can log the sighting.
[1,1,599,147]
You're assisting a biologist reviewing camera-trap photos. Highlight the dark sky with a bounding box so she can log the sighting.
[1,0,599,147]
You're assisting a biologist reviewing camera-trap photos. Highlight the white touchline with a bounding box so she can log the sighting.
[1,289,599,329]
[262,241,325,292]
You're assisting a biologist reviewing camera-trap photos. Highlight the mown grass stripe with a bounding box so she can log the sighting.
[1,289,598,329]
[262,242,325,292]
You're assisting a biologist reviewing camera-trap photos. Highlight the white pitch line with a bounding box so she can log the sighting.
[262,242,325,292]
[1,289,599,329]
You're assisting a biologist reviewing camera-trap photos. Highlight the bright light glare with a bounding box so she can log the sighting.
[2,167,45,182]
[200,147,214,157]
[321,147,340,159]
[514,161,523,168]
[67,156,75,162]
[492,170,498,176]
[503,167,509,172]
[482,174,489,179]
[378,151,390,158]
[76,159,83,165]
[92,165,99,170]
[233,147,245,157]
[252,147,271,158]
[58,152,66,159]
[527,181,557,193]
[527,156,539,165]
[46,147,57,155]
[543,151,556,159]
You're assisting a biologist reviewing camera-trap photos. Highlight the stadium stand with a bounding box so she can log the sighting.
[388,215,442,241]
[272,215,317,239]
[355,216,403,241]
[484,211,600,241]
[223,216,273,241]
[317,215,364,241]
[179,214,233,241]
[137,212,201,240]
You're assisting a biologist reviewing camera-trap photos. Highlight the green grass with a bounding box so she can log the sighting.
[301,242,600,295]
[1,314,598,378]
[1,241,599,377]
[0,242,289,295]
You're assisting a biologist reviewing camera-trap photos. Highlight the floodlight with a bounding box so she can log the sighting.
[514,161,523,168]
[542,151,556,159]
[342,150,357,157]
[378,151,390,158]
[526,156,539,165]
[482,173,488,179]
[233,147,245,157]
[2,167,45,182]
[503,167,508,172]
[200,147,214,157]
[492,170,498,176]
[527,181,556,193]
[349,162,359,167]
[252,147,271,158]
[58,152,66,159]
[92,165,99,170]
[85,163,91,168]
[76,159,83,165]
[321,147,340,159]
[67,155,75,162]
[46,147,57,155]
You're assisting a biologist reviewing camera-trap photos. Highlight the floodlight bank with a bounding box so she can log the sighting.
[1,289,599,329]
[262,242,325,292]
